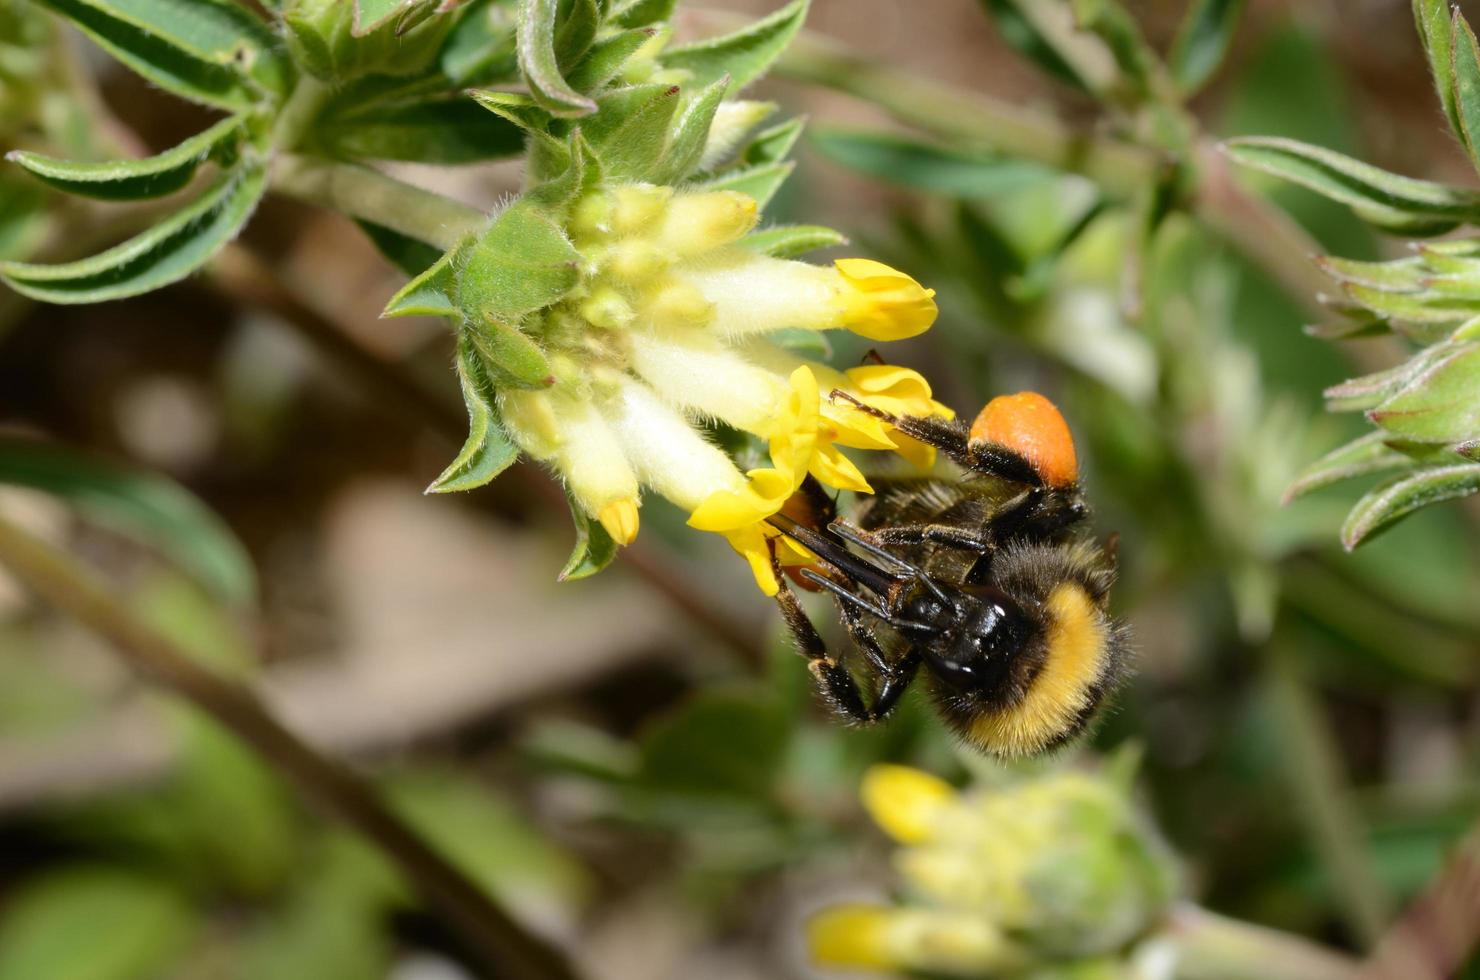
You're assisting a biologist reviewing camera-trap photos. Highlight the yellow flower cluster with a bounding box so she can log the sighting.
[494,183,948,591]
[808,764,1177,977]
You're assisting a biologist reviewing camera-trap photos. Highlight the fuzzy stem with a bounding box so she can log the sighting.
[1170,904,1359,980]
[0,512,582,980]
[271,74,334,153]
[270,153,485,249]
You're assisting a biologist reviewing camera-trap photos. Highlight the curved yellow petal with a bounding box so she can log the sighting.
[835,258,938,341]
[810,443,873,494]
[807,904,897,971]
[861,764,957,844]
[597,498,640,546]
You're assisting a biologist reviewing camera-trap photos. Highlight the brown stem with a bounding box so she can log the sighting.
[0,513,581,980]
[1358,821,1480,980]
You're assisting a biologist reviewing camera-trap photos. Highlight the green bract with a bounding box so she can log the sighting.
[1228,0,1480,547]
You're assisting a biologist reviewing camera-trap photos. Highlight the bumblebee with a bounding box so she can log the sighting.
[767,390,1129,757]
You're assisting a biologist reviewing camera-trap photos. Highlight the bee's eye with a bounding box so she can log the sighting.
[925,594,1031,692]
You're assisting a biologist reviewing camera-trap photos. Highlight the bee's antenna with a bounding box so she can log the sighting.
[767,514,898,595]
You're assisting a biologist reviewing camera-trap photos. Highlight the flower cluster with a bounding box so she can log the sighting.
[492,184,948,592]
[809,764,1177,977]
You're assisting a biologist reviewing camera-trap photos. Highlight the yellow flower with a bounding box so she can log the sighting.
[484,182,944,588]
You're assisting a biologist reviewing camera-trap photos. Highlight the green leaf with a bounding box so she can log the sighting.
[553,0,599,69]
[35,0,289,110]
[1168,0,1245,94]
[1414,0,1464,141]
[1370,343,1480,443]
[382,241,461,318]
[977,0,1100,94]
[1342,464,1480,548]
[1284,431,1419,502]
[653,75,729,183]
[742,224,846,258]
[315,97,524,163]
[354,0,427,36]
[637,690,787,800]
[0,438,256,605]
[582,83,682,181]
[1449,8,1480,175]
[661,0,806,90]
[517,0,597,117]
[558,491,617,580]
[1314,254,1427,292]
[0,163,266,303]
[740,116,802,166]
[699,161,792,209]
[1342,282,1480,328]
[470,314,554,389]
[812,128,1054,199]
[564,27,650,91]
[439,0,519,85]
[356,220,443,277]
[1323,345,1455,412]
[5,116,243,200]
[427,332,521,493]
[455,198,581,318]
[1224,136,1480,234]
[0,869,196,980]
[610,0,673,27]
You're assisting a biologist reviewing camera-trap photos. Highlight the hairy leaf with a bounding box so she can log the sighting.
[1284,431,1420,502]
[564,28,651,92]
[582,83,682,180]
[610,0,673,27]
[654,75,729,183]
[517,0,596,116]
[1450,8,1480,176]
[456,198,581,318]
[1414,0,1464,141]
[6,116,243,200]
[0,163,266,303]
[470,315,554,389]
[1369,343,1480,443]
[661,0,806,90]
[316,97,523,163]
[1342,464,1480,548]
[357,220,444,277]
[427,332,521,493]
[698,160,792,209]
[743,224,847,258]
[383,243,461,317]
[558,491,618,581]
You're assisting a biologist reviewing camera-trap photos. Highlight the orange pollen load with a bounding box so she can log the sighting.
[969,391,1079,488]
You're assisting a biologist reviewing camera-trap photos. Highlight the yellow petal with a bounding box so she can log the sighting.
[861,764,957,844]
[597,498,640,545]
[835,258,938,341]
[724,526,779,596]
[810,443,873,494]
[807,904,897,971]
[891,433,938,471]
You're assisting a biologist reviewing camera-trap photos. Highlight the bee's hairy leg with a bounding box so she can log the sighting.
[827,389,972,462]
[770,556,872,724]
[836,600,922,721]
[871,522,992,553]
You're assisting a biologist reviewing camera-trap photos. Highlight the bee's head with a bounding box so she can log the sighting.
[923,542,1128,758]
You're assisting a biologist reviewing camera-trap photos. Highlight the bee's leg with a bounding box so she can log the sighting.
[836,600,922,721]
[770,557,873,725]
[870,522,992,554]
[828,390,973,464]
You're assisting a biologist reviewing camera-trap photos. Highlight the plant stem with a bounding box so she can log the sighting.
[1170,904,1358,980]
[1263,644,1391,946]
[774,33,1335,320]
[271,74,334,153]
[1359,819,1480,979]
[270,153,485,250]
[0,512,582,980]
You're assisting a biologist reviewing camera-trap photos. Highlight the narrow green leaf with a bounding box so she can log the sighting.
[1224,136,1480,233]
[1303,317,1390,341]
[6,116,242,200]
[517,0,597,117]
[978,0,1096,94]
[653,75,729,183]
[0,163,266,303]
[558,491,618,581]
[33,0,283,110]
[456,198,581,318]
[661,0,807,90]
[0,869,196,980]
[553,0,598,69]
[1314,254,1427,292]
[0,437,256,605]
[698,100,776,170]
[315,97,523,163]
[1414,0,1463,140]
[582,83,682,180]
[610,0,673,27]
[439,0,519,85]
[1342,463,1480,548]
[1343,282,1480,325]
[564,28,651,92]
[427,332,521,493]
[382,242,461,317]
[354,0,430,36]
[1450,8,1480,175]
[1323,351,1443,413]
[469,89,555,134]
[812,128,1054,199]
[1168,0,1245,94]
[1370,342,1480,443]
[742,224,847,258]
[470,314,554,389]
[1284,431,1419,502]
[698,160,792,209]
[740,116,802,167]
